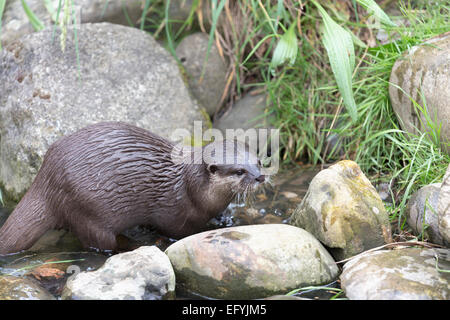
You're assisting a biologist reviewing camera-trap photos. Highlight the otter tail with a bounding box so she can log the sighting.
[0,193,55,255]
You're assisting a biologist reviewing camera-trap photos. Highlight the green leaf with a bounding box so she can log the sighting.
[270,23,298,75]
[43,0,57,22]
[357,0,397,27]
[0,0,6,50]
[313,0,357,122]
[21,0,45,31]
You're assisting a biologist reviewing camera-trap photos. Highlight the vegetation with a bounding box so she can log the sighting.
[145,0,449,237]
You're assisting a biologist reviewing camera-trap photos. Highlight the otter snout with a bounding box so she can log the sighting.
[256,175,265,183]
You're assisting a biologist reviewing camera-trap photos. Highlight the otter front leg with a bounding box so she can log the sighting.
[72,223,117,251]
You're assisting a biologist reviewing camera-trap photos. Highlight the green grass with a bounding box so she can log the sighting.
[217,0,449,232]
[330,1,450,229]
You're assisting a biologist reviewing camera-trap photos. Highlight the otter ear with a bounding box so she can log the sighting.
[208,164,218,174]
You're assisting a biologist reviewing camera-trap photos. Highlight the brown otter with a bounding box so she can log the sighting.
[0,122,265,255]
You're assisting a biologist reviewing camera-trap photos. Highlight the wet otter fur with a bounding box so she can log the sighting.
[0,122,265,255]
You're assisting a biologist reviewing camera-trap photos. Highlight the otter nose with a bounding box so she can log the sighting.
[256,175,265,183]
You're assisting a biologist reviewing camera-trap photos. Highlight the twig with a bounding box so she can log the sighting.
[336,241,444,264]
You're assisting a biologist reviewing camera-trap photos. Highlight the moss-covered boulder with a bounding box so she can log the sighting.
[289,160,392,260]
[165,224,339,299]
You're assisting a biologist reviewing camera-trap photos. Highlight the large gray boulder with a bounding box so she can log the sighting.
[0,0,144,47]
[389,32,450,154]
[62,246,175,300]
[0,22,203,202]
[165,224,339,299]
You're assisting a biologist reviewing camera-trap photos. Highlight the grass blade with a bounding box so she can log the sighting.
[164,0,179,63]
[200,0,227,81]
[51,0,63,43]
[140,0,151,30]
[21,0,45,31]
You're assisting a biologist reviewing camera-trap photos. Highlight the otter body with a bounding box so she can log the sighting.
[0,122,264,254]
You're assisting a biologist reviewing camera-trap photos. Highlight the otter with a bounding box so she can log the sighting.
[0,122,265,255]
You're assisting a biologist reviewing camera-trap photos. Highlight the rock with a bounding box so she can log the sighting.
[289,160,392,260]
[340,248,450,300]
[406,183,444,244]
[165,224,339,299]
[389,32,450,154]
[0,275,55,300]
[0,22,203,201]
[176,32,227,116]
[0,0,144,47]
[438,164,450,245]
[213,91,275,150]
[61,246,175,300]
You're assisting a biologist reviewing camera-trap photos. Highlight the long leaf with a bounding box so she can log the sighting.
[21,0,45,31]
[313,0,357,122]
[357,0,397,27]
[270,23,298,75]
[43,0,57,21]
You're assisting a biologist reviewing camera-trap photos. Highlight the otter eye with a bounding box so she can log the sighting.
[236,169,245,176]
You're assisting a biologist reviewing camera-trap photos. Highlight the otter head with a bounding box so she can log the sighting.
[203,139,266,207]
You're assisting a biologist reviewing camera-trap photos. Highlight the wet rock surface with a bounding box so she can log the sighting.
[340,248,450,300]
[165,224,339,299]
